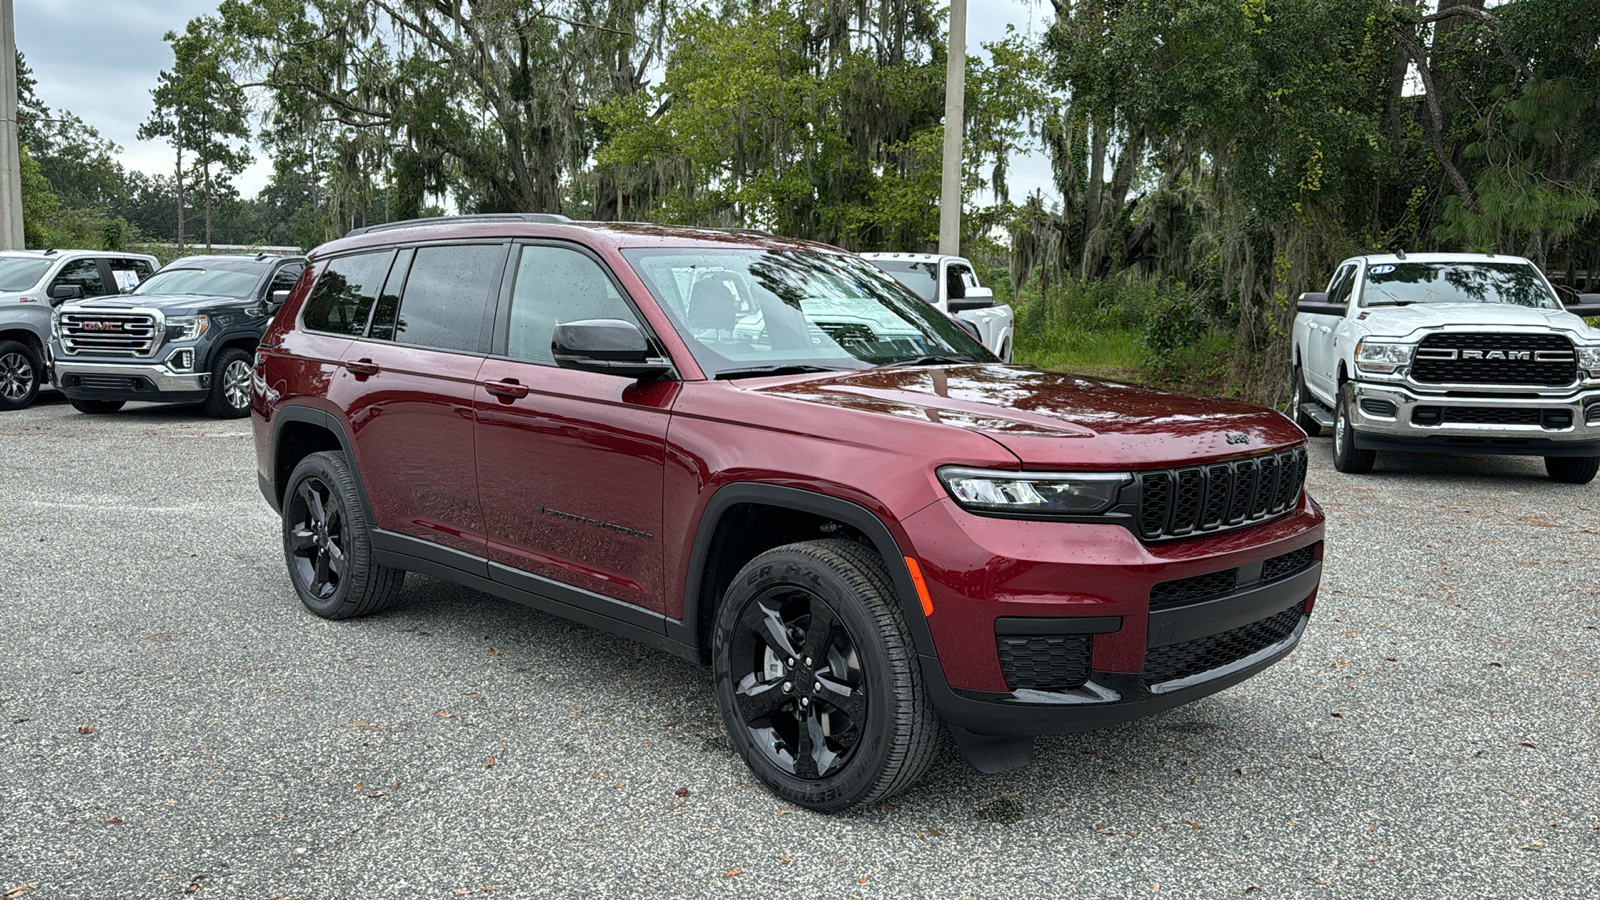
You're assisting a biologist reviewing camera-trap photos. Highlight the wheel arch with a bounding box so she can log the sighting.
[673,483,937,666]
[267,405,377,524]
[0,326,45,359]
[202,332,266,371]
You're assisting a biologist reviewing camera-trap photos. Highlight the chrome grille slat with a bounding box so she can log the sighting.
[60,312,159,358]
[1137,447,1306,541]
[1411,333,1576,385]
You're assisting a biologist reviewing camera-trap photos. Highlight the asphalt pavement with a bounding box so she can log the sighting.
[2,394,1596,899]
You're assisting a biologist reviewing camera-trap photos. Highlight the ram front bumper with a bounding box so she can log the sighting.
[1350,381,1600,456]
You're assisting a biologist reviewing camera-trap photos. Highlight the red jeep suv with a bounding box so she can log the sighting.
[252,214,1325,811]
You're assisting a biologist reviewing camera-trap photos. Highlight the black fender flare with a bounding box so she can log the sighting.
[261,404,376,523]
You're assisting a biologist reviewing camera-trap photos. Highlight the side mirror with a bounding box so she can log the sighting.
[269,289,291,309]
[551,319,674,379]
[49,284,84,304]
[1564,293,1600,318]
[948,286,995,313]
[1297,291,1345,317]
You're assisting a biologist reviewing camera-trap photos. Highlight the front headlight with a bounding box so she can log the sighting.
[1355,339,1414,374]
[1578,345,1600,382]
[166,315,209,342]
[937,466,1131,516]
[50,311,61,341]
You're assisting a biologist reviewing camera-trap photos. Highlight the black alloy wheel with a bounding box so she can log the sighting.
[712,539,938,812]
[0,339,40,411]
[281,451,403,619]
[1291,366,1322,437]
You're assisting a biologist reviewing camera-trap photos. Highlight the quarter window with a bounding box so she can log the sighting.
[389,244,503,353]
[505,245,640,364]
[301,251,394,336]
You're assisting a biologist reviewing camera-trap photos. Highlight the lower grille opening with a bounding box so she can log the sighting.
[1149,543,1319,611]
[68,375,151,393]
[1412,406,1442,425]
[1587,404,1600,425]
[1358,398,1397,417]
[1542,409,1573,429]
[1142,605,1303,685]
[997,634,1091,691]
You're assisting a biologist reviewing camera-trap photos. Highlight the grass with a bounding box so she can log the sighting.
[1013,327,1146,383]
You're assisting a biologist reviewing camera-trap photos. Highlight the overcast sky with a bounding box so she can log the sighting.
[16,0,1057,205]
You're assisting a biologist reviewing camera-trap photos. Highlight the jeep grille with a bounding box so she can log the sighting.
[1411,332,1576,386]
[1136,446,1307,541]
[60,312,159,357]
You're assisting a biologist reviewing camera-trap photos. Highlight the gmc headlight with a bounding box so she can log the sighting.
[937,467,1131,516]
[50,311,61,340]
[1355,339,1414,374]
[1579,345,1600,382]
[167,315,209,342]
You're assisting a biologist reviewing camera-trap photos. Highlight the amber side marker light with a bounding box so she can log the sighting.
[904,557,934,617]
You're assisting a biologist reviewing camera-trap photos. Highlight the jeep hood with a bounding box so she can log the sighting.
[1360,303,1597,338]
[749,365,1304,469]
[69,293,247,315]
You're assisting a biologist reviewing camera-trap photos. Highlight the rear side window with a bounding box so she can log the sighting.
[301,252,394,336]
[386,244,504,353]
[505,245,639,363]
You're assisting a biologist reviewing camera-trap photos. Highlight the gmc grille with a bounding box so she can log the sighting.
[60,312,159,357]
[1136,447,1307,541]
[1411,333,1576,386]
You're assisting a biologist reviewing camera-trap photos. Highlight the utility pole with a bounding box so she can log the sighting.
[938,0,966,256]
[0,0,25,249]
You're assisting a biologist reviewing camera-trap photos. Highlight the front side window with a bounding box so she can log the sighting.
[388,244,503,353]
[300,251,394,336]
[1359,262,1558,309]
[269,265,304,295]
[53,259,109,298]
[1326,265,1356,307]
[623,248,989,378]
[505,245,641,364]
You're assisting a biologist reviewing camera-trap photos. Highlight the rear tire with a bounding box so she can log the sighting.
[1332,382,1376,474]
[711,539,939,812]
[0,339,41,411]
[1545,456,1599,484]
[281,451,404,619]
[1291,366,1322,437]
[69,399,126,414]
[202,348,253,418]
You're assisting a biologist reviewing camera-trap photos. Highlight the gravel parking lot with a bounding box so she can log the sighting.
[2,394,1596,899]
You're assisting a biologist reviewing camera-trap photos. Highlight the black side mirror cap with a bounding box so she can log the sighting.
[1297,292,1345,316]
[49,284,84,304]
[551,319,674,379]
[1565,294,1600,318]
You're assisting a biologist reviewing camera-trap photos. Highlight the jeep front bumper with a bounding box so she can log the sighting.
[1349,381,1600,457]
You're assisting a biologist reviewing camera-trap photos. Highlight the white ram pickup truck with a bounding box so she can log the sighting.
[862,253,1015,361]
[1292,252,1600,483]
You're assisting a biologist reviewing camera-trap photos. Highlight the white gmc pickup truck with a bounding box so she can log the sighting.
[862,253,1015,361]
[1292,252,1600,483]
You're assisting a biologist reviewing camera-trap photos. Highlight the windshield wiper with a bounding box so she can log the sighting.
[714,364,845,380]
[1364,300,1417,307]
[875,354,977,367]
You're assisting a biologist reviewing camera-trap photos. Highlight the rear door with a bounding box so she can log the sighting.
[333,242,505,563]
[474,242,677,614]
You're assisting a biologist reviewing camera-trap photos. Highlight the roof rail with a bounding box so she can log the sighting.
[344,213,574,237]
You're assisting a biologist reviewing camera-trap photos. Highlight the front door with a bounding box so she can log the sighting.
[474,242,677,614]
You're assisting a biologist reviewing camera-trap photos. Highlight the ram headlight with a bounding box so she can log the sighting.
[166,315,209,342]
[937,467,1131,516]
[1355,339,1414,374]
[1579,345,1600,383]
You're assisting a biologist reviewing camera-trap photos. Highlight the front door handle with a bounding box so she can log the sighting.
[484,378,530,400]
[346,358,379,377]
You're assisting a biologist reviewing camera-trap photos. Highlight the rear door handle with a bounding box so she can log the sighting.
[484,378,530,399]
[346,358,379,377]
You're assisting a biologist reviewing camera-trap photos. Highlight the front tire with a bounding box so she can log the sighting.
[1545,456,1599,484]
[0,339,41,411]
[69,399,126,414]
[281,451,404,619]
[1291,366,1322,437]
[202,348,253,418]
[712,539,939,812]
[1332,382,1376,474]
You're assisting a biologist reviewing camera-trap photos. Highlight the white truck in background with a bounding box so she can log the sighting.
[862,253,1015,362]
[1291,252,1600,483]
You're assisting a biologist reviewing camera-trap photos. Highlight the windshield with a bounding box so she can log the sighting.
[1360,262,1558,309]
[0,258,51,292]
[622,248,990,378]
[134,267,260,299]
[870,260,938,302]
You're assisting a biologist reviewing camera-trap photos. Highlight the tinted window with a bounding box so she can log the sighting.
[270,266,303,293]
[108,258,153,292]
[1359,261,1557,309]
[506,246,640,363]
[53,259,109,298]
[301,252,393,336]
[1326,265,1356,307]
[391,244,503,353]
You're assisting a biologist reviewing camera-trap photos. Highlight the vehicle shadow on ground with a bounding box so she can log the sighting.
[1302,434,1555,485]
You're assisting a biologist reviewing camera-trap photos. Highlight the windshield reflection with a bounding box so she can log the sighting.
[1360,262,1557,309]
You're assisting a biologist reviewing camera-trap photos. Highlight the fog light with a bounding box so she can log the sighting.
[168,349,194,371]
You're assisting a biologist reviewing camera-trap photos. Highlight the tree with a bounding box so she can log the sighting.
[139,18,254,250]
